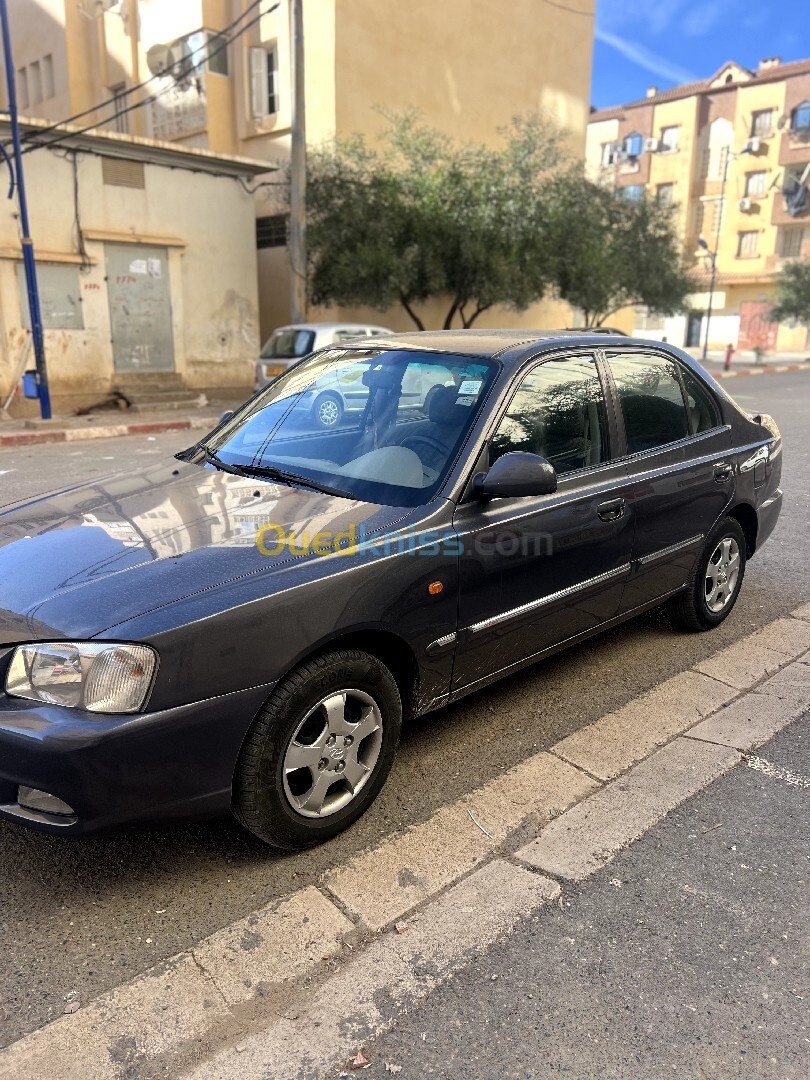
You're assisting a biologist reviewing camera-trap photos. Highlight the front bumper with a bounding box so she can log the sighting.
[0,683,272,834]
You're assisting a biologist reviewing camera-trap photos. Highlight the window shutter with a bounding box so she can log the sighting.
[250,47,268,117]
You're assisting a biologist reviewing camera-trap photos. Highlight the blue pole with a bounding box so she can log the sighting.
[0,0,51,419]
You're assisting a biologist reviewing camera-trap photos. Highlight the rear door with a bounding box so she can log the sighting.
[602,349,734,612]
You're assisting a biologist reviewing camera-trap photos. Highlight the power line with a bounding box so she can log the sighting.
[17,0,277,153]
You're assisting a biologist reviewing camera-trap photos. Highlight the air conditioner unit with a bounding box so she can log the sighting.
[645,137,661,153]
[738,197,753,211]
[745,137,761,153]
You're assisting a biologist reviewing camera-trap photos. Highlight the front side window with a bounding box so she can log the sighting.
[490,356,609,475]
[607,353,689,454]
[202,350,498,507]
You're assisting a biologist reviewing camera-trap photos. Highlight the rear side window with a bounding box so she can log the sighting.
[607,353,689,454]
[680,367,721,434]
[490,355,609,475]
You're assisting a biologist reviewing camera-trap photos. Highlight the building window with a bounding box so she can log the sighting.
[660,126,679,152]
[791,101,810,131]
[15,67,28,110]
[623,132,643,158]
[176,30,230,77]
[250,46,279,117]
[778,227,804,258]
[622,184,644,201]
[751,109,774,137]
[29,59,42,105]
[737,231,759,258]
[693,201,705,239]
[42,54,55,99]
[600,141,617,167]
[108,84,129,133]
[656,183,674,207]
[745,171,767,197]
[256,214,287,248]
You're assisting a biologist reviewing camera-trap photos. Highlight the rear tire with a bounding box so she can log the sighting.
[669,516,746,632]
[313,392,343,429]
[232,650,401,849]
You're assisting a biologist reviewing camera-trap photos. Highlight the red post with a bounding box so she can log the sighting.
[724,344,734,371]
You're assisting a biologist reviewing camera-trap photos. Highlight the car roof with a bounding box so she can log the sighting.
[272,322,392,333]
[357,328,644,357]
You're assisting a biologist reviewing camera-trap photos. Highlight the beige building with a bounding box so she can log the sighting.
[0,118,264,414]
[587,58,810,354]
[3,0,597,341]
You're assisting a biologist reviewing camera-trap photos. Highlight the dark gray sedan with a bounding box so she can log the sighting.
[0,332,782,848]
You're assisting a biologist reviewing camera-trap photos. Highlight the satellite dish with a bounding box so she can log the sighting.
[146,44,176,77]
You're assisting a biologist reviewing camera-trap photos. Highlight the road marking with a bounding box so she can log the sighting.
[743,754,810,789]
[0,469,13,475]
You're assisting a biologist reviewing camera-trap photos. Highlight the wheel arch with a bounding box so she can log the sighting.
[727,502,758,558]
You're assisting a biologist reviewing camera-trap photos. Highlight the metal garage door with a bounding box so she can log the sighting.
[106,244,175,373]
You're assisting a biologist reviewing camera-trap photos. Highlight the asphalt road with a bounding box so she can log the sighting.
[0,372,808,1045]
[357,714,810,1080]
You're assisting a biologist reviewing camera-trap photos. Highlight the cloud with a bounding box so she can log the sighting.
[596,0,688,37]
[683,0,726,37]
[594,28,698,86]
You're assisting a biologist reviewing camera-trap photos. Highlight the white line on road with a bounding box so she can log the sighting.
[0,470,14,475]
[743,754,810,789]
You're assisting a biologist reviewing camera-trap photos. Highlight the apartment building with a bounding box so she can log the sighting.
[3,0,596,338]
[586,57,810,354]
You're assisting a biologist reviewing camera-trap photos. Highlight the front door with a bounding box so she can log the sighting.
[451,353,635,694]
[602,350,735,612]
[106,244,175,373]
[686,312,703,348]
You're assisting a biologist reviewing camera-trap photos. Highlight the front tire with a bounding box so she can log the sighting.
[669,517,746,632]
[232,650,402,849]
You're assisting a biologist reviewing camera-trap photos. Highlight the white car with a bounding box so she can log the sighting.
[254,322,393,390]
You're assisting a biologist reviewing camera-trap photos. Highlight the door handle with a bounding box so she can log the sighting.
[713,462,733,483]
[597,498,625,522]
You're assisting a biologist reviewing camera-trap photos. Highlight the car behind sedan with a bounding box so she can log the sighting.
[0,331,782,848]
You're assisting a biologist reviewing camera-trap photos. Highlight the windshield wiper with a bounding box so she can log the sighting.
[238,464,358,502]
[202,449,357,501]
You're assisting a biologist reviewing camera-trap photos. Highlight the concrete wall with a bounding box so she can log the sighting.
[0,143,259,412]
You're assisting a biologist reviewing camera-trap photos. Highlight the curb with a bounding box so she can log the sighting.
[0,416,218,449]
[713,362,810,380]
[2,604,809,1080]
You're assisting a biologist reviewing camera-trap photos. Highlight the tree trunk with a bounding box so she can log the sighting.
[443,300,460,330]
[462,303,491,329]
[399,293,425,331]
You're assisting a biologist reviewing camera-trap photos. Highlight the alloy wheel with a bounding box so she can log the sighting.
[705,537,741,613]
[282,689,383,818]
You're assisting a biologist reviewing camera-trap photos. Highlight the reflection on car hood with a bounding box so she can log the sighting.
[0,461,412,644]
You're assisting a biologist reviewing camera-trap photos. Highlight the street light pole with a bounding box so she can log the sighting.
[289,0,307,323]
[0,0,51,419]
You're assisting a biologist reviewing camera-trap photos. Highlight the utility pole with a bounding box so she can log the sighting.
[289,0,307,323]
[0,0,51,419]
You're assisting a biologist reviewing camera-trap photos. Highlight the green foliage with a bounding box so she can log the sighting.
[303,113,567,329]
[545,174,694,327]
[770,259,810,325]
[300,113,693,330]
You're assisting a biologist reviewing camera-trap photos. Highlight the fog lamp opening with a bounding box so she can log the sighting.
[17,786,75,817]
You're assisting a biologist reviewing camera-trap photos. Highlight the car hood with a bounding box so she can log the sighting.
[0,460,415,644]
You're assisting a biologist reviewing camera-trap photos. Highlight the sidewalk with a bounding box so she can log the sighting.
[360,711,810,1079]
[0,398,245,449]
[688,349,810,381]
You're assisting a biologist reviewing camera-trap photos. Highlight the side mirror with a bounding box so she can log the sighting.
[473,452,557,499]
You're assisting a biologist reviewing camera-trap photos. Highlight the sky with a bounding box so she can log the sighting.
[591,0,810,109]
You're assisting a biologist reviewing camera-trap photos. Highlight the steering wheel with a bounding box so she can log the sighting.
[400,434,448,460]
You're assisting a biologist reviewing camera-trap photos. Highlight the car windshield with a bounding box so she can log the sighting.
[260,328,316,359]
[199,348,499,507]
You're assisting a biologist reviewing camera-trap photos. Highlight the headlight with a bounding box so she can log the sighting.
[5,643,157,714]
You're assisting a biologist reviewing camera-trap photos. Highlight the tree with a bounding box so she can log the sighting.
[770,259,810,325]
[302,113,568,330]
[545,173,694,326]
